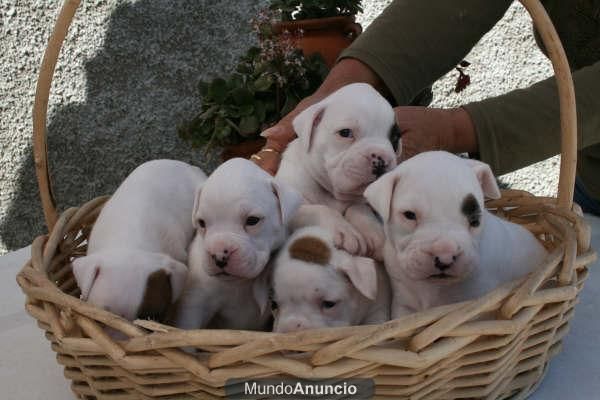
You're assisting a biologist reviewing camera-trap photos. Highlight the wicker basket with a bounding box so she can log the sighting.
[17,0,597,399]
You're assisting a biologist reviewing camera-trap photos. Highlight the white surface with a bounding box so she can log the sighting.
[1,216,599,399]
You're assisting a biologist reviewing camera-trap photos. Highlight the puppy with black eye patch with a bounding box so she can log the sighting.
[270,226,391,333]
[364,151,548,318]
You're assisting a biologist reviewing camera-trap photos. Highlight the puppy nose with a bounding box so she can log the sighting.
[370,154,388,177]
[211,253,229,268]
[434,255,457,271]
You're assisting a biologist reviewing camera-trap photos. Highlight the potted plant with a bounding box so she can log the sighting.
[178,11,328,160]
[270,0,363,67]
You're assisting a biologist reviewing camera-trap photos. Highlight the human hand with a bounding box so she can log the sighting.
[395,106,478,161]
[252,95,323,175]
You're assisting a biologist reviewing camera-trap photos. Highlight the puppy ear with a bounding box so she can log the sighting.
[72,255,101,301]
[364,171,399,222]
[163,259,188,303]
[191,184,203,229]
[464,159,501,199]
[271,179,303,226]
[337,256,378,301]
[292,103,325,152]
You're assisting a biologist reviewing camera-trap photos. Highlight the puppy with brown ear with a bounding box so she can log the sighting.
[270,227,391,333]
[275,83,400,258]
[72,160,206,321]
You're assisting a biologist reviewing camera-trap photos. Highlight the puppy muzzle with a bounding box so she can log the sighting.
[204,233,261,278]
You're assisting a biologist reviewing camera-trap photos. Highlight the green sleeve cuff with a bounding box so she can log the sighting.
[338,47,418,106]
[462,103,502,174]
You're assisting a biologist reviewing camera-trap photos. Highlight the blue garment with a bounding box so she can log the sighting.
[574,177,600,216]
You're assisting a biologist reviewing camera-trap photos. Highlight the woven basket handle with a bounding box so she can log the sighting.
[32,0,577,232]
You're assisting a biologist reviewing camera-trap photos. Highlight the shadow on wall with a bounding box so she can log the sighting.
[0,0,266,250]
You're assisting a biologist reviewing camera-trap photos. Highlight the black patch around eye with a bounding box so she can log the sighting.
[389,123,402,152]
[198,219,206,228]
[461,193,481,227]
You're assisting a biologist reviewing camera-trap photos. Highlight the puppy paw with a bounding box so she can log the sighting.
[345,204,385,260]
[332,220,367,256]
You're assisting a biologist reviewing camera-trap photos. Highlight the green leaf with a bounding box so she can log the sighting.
[224,118,240,133]
[208,78,228,103]
[238,115,260,136]
[215,124,232,140]
[254,100,266,123]
[254,74,273,92]
[238,103,254,116]
[225,105,241,118]
[231,87,255,106]
[199,105,218,120]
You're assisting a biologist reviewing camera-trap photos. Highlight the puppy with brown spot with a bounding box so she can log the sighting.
[365,151,549,318]
[270,227,391,333]
[73,160,206,322]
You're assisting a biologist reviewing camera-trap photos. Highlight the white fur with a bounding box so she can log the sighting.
[271,227,391,333]
[171,234,272,330]
[173,158,302,329]
[72,159,206,320]
[364,151,548,318]
[276,83,398,257]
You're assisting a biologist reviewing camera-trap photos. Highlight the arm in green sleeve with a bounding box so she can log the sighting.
[463,61,600,175]
[340,0,513,105]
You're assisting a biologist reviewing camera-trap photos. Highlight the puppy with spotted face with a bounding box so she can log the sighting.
[365,151,548,318]
[275,83,401,257]
[172,158,303,330]
[270,227,391,333]
[72,160,206,321]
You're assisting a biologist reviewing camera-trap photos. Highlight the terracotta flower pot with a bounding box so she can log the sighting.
[272,15,362,68]
[221,137,267,162]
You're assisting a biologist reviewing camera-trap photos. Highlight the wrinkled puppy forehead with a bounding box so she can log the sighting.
[201,158,275,204]
[323,83,395,130]
[397,151,485,201]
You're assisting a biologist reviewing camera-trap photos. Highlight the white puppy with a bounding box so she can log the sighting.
[271,227,391,333]
[173,158,303,330]
[276,83,400,257]
[72,160,206,321]
[365,151,548,318]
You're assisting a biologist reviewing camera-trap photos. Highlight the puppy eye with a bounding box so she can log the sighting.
[245,216,261,226]
[197,219,206,228]
[337,128,353,138]
[403,211,417,221]
[321,300,337,309]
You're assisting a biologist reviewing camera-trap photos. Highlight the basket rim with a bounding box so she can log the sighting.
[17,191,596,344]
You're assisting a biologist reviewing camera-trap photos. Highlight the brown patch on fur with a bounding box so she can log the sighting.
[136,269,172,322]
[289,236,331,265]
